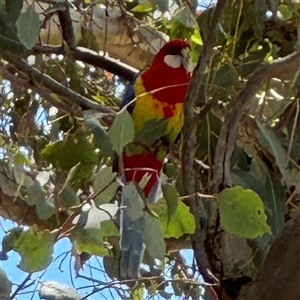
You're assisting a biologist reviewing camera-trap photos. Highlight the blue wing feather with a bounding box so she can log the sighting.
[121,75,138,114]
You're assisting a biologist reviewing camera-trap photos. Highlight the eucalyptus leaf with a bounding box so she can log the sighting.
[151,199,195,238]
[142,213,166,260]
[218,186,272,239]
[2,228,54,272]
[84,110,114,158]
[16,4,42,49]
[162,183,178,220]
[135,119,168,146]
[109,110,135,155]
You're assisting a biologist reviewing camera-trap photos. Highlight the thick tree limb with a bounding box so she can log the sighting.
[33,46,138,81]
[0,189,47,229]
[211,48,300,192]
[57,0,76,50]
[237,216,300,300]
[182,0,227,285]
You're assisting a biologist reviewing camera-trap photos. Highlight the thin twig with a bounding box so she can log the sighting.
[8,273,32,300]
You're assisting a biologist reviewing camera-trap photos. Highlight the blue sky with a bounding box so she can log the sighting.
[0,219,122,300]
[1,219,199,300]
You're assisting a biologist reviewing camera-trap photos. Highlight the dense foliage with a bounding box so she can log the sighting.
[0,0,299,299]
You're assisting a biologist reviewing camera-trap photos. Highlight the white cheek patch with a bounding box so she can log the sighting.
[164,54,182,68]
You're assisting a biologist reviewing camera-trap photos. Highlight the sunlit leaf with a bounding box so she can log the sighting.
[131,1,153,12]
[14,152,27,164]
[73,202,118,229]
[100,219,119,237]
[2,228,55,272]
[217,186,272,239]
[36,171,50,187]
[191,29,203,45]
[73,228,108,256]
[151,200,195,238]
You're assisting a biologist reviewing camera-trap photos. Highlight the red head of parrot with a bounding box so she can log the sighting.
[141,39,192,106]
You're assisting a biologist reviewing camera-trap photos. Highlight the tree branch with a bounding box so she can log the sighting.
[1,51,116,124]
[33,45,138,81]
[57,0,76,50]
[182,0,227,285]
[0,63,73,114]
[211,47,300,192]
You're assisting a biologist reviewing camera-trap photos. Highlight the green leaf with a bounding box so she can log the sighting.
[74,202,118,229]
[151,200,195,238]
[162,184,178,220]
[217,186,271,239]
[135,119,168,146]
[5,0,23,23]
[0,267,12,300]
[277,4,292,20]
[84,110,114,158]
[0,13,28,56]
[232,156,287,235]
[173,6,199,30]
[256,120,300,187]
[27,181,55,220]
[13,163,34,187]
[16,4,42,49]
[131,1,153,12]
[142,213,166,260]
[239,42,270,77]
[42,135,98,182]
[108,110,134,155]
[58,163,81,207]
[151,0,168,12]
[58,186,80,208]
[100,219,119,237]
[103,256,119,280]
[133,286,145,300]
[93,166,118,205]
[121,182,145,221]
[191,29,203,46]
[72,228,109,256]
[214,64,237,88]
[2,227,55,272]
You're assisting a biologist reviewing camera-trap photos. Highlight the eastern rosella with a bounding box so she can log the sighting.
[119,39,192,279]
